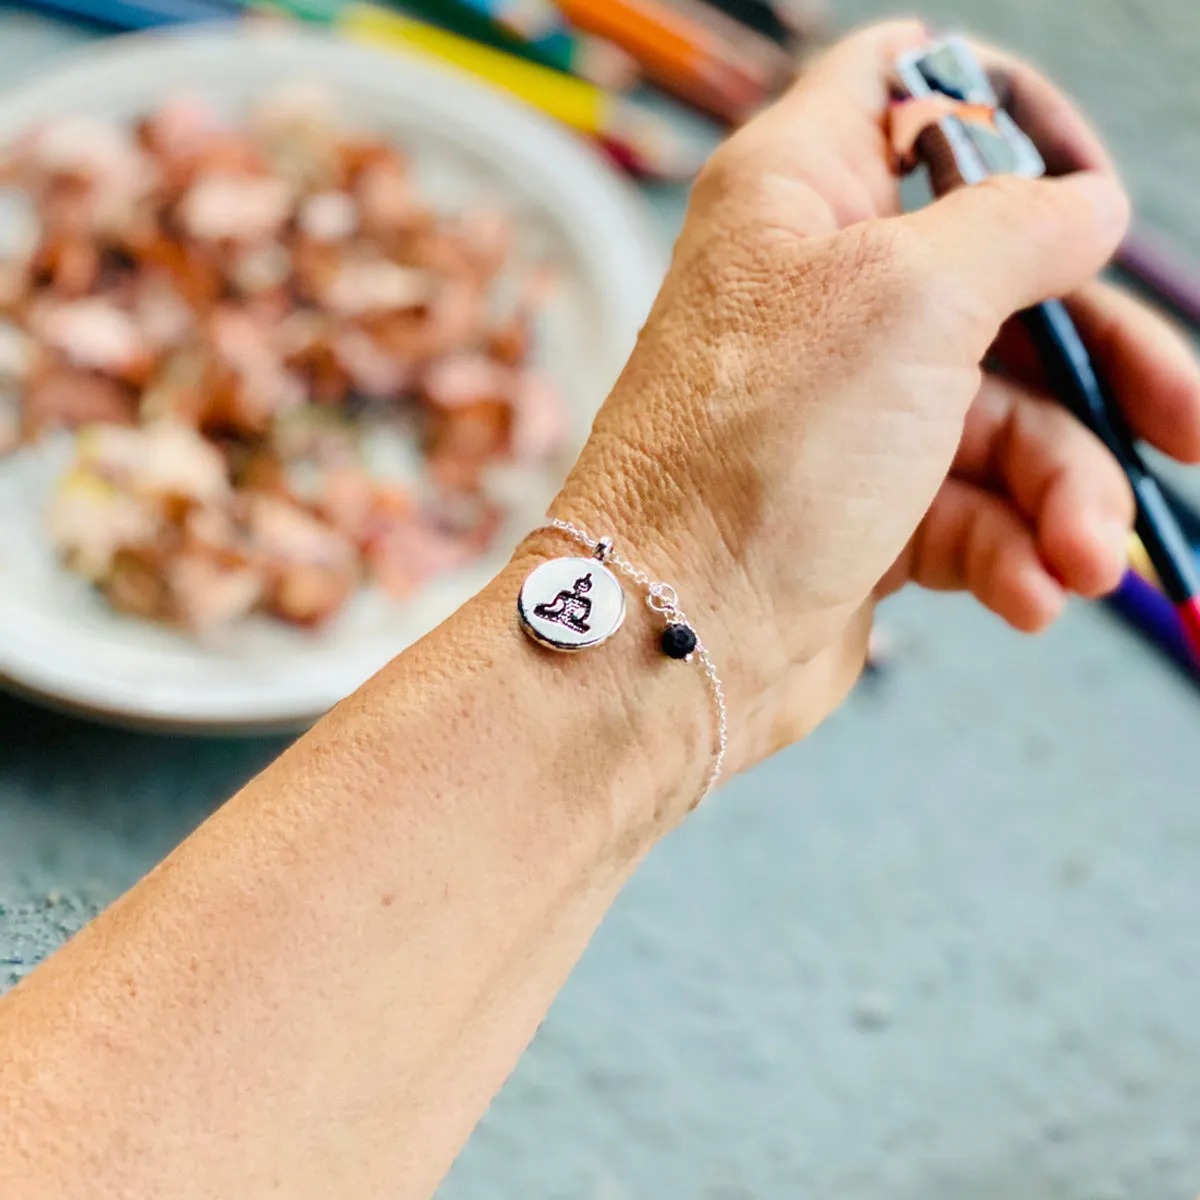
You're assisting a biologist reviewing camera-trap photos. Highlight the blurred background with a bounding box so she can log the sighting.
[2,1,1200,1197]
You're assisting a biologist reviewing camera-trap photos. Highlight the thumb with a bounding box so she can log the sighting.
[900,170,1130,339]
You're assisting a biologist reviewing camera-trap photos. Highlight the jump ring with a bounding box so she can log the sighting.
[646,582,678,614]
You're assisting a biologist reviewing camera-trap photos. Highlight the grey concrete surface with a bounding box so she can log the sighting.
[3,3,1200,1197]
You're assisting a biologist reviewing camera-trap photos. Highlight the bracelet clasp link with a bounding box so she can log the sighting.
[646,582,679,617]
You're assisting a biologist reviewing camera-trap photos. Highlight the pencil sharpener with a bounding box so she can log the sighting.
[892,36,1045,188]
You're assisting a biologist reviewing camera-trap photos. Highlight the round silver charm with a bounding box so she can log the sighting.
[518,557,626,652]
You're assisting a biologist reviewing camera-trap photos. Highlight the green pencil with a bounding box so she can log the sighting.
[265,0,572,75]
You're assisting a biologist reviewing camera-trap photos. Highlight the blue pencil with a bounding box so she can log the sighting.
[11,0,239,30]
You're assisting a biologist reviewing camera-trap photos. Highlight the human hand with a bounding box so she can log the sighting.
[551,21,1200,779]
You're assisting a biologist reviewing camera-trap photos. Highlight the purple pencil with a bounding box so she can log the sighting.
[1117,223,1200,330]
[1106,567,1200,679]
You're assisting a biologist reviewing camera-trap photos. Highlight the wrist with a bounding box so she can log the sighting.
[546,379,871,772]
[505,532,718,834]
[543,427,782,776]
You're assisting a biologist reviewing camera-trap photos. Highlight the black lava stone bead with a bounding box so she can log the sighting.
[661,624,697,660]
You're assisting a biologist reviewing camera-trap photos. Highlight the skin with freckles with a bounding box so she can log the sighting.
[3,21,1200,1200]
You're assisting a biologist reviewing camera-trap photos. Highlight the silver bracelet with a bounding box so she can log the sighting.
[518,518,728,795]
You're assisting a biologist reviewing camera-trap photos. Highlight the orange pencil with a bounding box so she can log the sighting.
[657,0,795,91]
[554,0,767,122]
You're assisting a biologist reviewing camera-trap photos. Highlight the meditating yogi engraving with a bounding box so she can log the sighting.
[533,572,594,633]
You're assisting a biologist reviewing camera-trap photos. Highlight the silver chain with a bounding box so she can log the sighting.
[547,518,728,796]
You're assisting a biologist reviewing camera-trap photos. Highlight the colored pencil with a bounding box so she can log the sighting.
[327,3,705,179]
[696,0,792,45]
[460,0,563,40]
[1024,299,1200,665]
[1116,223,1200,331]
[553,0,768,122]
[1128,532,1161,589]
[409,0,641,89]
[272,0,543,63]
[657,0,794,91]
[1107,497,1200,680]
[700,0,825,45]
[378,0,577,73]
[559,36,641,92]
[1107,568,1199,679]
[11,0,236,29]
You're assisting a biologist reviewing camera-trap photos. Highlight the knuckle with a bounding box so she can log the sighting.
[692,134,835,234]
[692,140,755,213]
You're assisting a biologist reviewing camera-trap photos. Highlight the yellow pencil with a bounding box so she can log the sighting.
[1129,532,1161,588]
[341,4,603,128]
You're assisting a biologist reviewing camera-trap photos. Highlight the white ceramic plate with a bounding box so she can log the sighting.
[0,26,666,731]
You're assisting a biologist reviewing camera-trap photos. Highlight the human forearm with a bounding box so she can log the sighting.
[3,21,1194,1200]
[0,545,710,1199]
